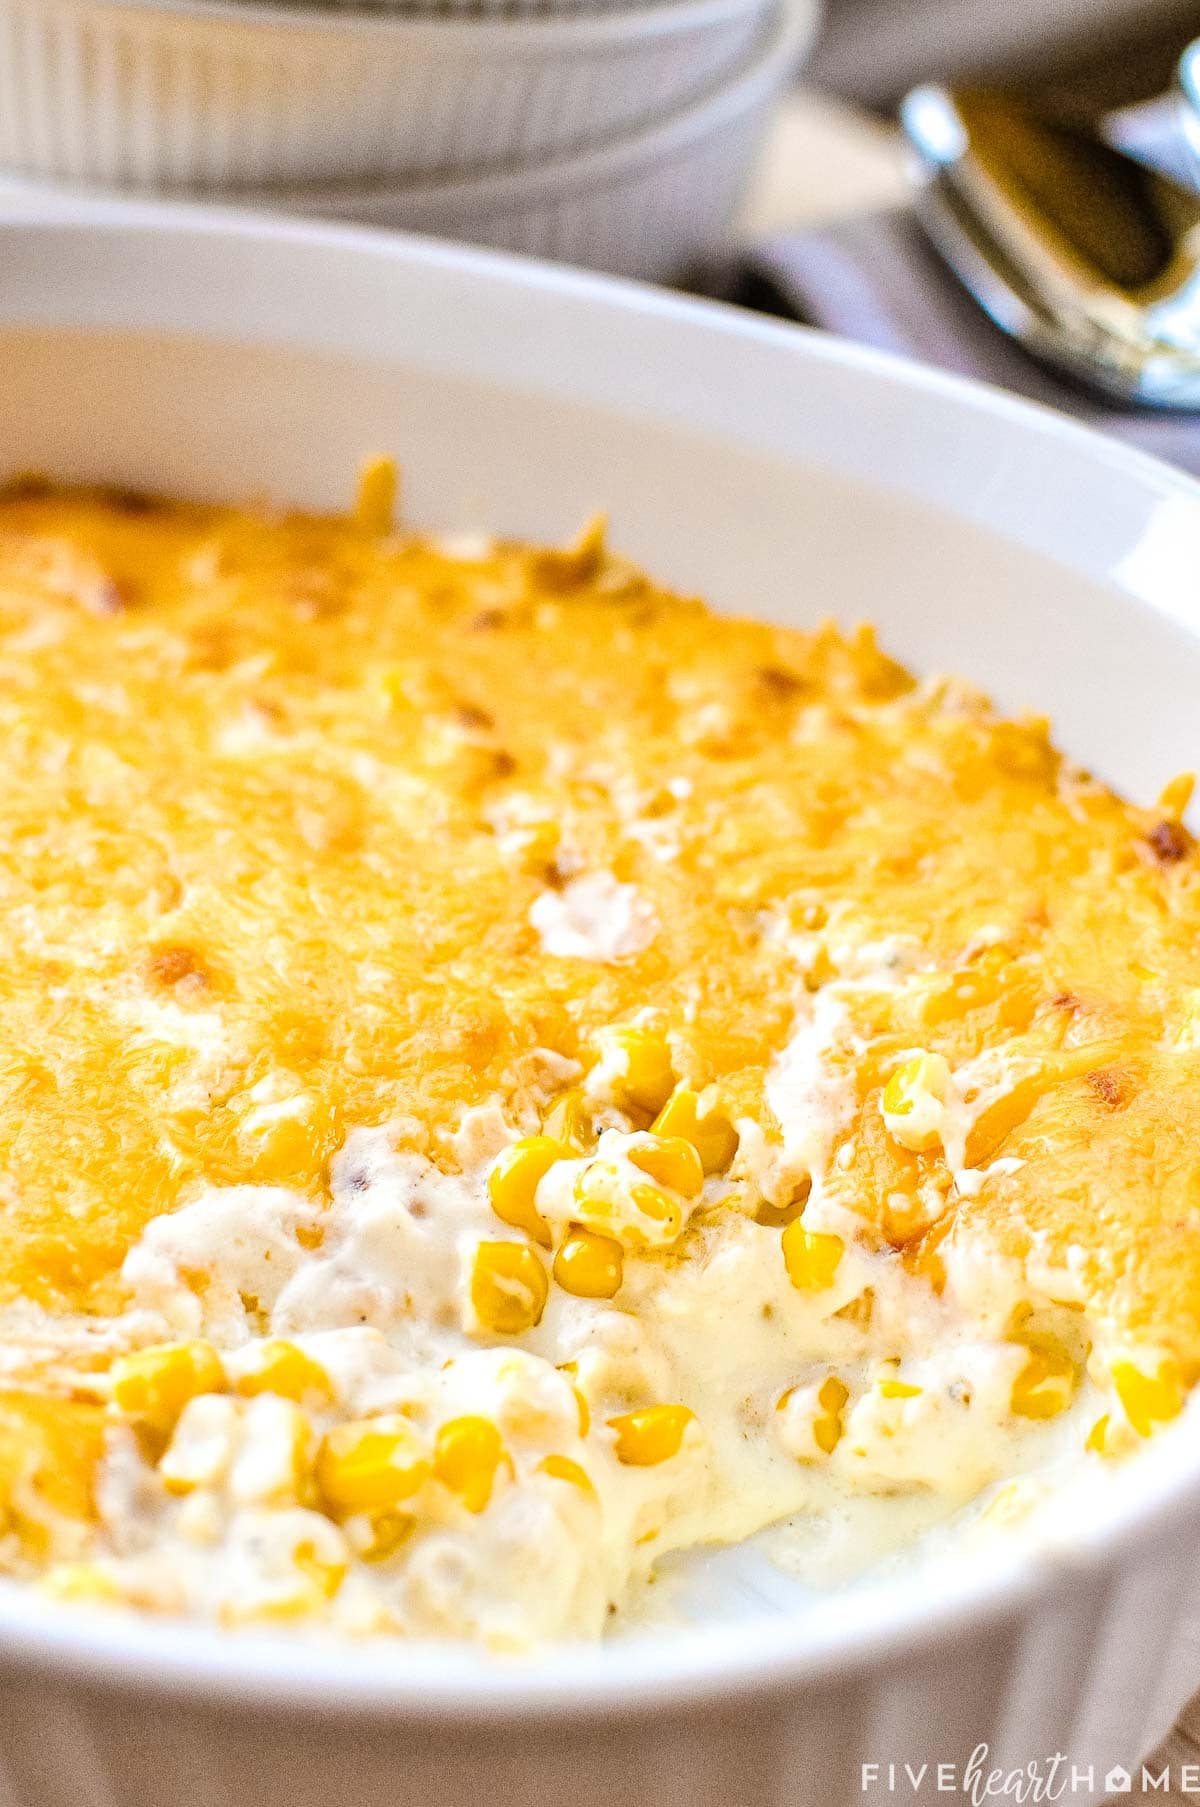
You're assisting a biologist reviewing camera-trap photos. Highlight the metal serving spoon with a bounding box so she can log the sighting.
[899,76,1200,408]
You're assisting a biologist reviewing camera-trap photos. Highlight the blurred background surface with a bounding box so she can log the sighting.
[812,0,1200,106]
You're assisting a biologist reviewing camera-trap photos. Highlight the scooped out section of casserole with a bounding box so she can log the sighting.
[0,464,1195,1646]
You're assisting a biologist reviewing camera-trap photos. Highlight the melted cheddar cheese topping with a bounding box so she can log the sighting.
[0,472,1195,1641]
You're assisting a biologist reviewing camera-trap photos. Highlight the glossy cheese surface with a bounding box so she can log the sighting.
[0,477,1193,1633]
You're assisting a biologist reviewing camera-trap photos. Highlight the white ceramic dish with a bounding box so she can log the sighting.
[0,0,784,191]
[2,201,1200,1807]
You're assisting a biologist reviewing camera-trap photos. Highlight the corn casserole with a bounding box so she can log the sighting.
[0,463,1195,1646]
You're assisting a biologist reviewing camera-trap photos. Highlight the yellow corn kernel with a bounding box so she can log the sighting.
[781,1222,844,1292]
[632,1182,679,1233]
[1010,1342,1077,1420]
[833,1289,874,1328]
[229,1396,312,1507]
[433,1415,508,1514]
[375,665,406,716]
[608,1404,696,1466]
[234,1340,333,1405]
[1113,1361,1184,1437]
[487,1137,567,1248]
[221,1589,310,1626]
[294,1535,347,1602]
[594,1025,674,1116]
[222,1570,344,1625]
[490,1356,573,1444]
[814,1376,849,1455]
[537,1454,595,1494]
[878,1379,923,1401]
[315,1415,430,1518]
[40,1563,122,1606]
[354,454,397,535]
[507,818,560,879]
[218,1524,348,1624]
[541,1088,594,1153]
[752,1190,809,1228]
[356,1510,416,1564]
[236,1082,330,1184]
[110,1341,225,1440]
[628,1135,704,1199]
[981,1480,1041,1529]
[1158,771,1196,819]
[470,1241,550,1336]
[652,1086,739,1174]
[553,1227,624,1299]
[158,1394,238,1496]
[817,1377,849,1414]
[881,1051,952,1153]
[571,1160,683,1250]
[555,1362,592,1438]
[1085,1415,1110,1455]
[918,954,1008,1026]
[811,1419,840,1457]
[174,1491,223,1546]
[573,1386,590,1438]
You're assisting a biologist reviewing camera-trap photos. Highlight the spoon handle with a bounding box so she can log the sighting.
[901,73,1200,409]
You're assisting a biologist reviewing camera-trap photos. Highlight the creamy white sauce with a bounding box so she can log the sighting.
[953,1156,1026,1200]
[763,988,860,1191]
[529,872,658,962]
[26,946,1131,1647]
[97,1112,1075,1644]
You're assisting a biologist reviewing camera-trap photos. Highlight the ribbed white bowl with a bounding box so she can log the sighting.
[0,0,781,189]
[217,0,807,280]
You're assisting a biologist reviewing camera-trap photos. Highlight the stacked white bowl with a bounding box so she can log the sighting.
[0,0,819,279]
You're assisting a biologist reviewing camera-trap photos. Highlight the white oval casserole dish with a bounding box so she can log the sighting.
[0,0,788,190]
[0,201,1199,1807]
